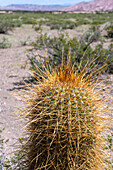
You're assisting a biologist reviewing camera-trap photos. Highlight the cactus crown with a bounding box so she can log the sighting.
[37,57,95,88]
[21,57,109,170]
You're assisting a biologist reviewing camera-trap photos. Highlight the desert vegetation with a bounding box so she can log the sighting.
[0,10,113,169]
[0,11,113,31]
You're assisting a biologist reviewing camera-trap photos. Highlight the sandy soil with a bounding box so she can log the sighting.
[0,25,38,156]
[0,25,112,159]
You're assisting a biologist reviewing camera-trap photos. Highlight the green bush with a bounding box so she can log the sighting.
[23,19,38,25]
[45,20,77,30]
[10,20,22,27]
[0,22,13,34]
[105,24,113,38]
[34,24,42,31]
[81,26,101,43]
[30,32,92,66]
[50,24,61,30]
[76,19,91,25]
[0,11,113,29]
[0,37,11,48]
[27,31,112,73]
[92,20,105,25]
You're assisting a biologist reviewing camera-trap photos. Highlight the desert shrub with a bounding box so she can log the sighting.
[61,21,77,30]
[20,36,30,46]
[81,26,101,43]
[76,19,91,25]
[50,24,61,30]
[105,43,113,73]
[0,22,13,34]
[0,37,11,48]
[92,19,106,25]
[0,129,26,169]
[10,20,22,27]
[20,40,28,46]
[40,19,77,30]
[0,11,113,31]
[28,32,92,70]
[0,11,113,28]
[27,31,112,73]
[34,24,42,31]
[23,19,38,25]
[105,24,113,38]
[61,20,77,29]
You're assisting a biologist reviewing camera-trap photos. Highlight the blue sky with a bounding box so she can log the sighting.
[0,0,92,6]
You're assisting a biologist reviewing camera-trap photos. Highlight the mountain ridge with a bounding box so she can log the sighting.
[61,0,113,11]
[0,4,69,11]
[0,1,113,12]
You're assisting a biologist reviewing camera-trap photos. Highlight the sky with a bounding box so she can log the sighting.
[0,0,92,6]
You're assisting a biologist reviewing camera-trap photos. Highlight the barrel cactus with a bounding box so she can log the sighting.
[21,58,109,169]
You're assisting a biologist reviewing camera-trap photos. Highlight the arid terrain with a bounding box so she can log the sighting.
[0,23,113,163]
[0,25,38,156]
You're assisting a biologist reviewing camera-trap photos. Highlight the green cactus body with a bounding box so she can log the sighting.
[22,60,109,170]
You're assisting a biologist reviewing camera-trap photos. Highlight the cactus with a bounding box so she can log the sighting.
[21,58,109,170]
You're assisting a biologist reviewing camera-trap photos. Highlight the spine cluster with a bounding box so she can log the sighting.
[22,60,109,170]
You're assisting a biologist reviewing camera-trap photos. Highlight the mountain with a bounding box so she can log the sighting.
[61,0,113,11]
[0,4,69,11]
[61,2,88,11]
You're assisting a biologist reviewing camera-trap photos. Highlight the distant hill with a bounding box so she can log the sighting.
[0,4,69,11]
[61,0,113,11]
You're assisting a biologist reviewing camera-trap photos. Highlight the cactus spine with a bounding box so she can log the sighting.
[22,59,109,170]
